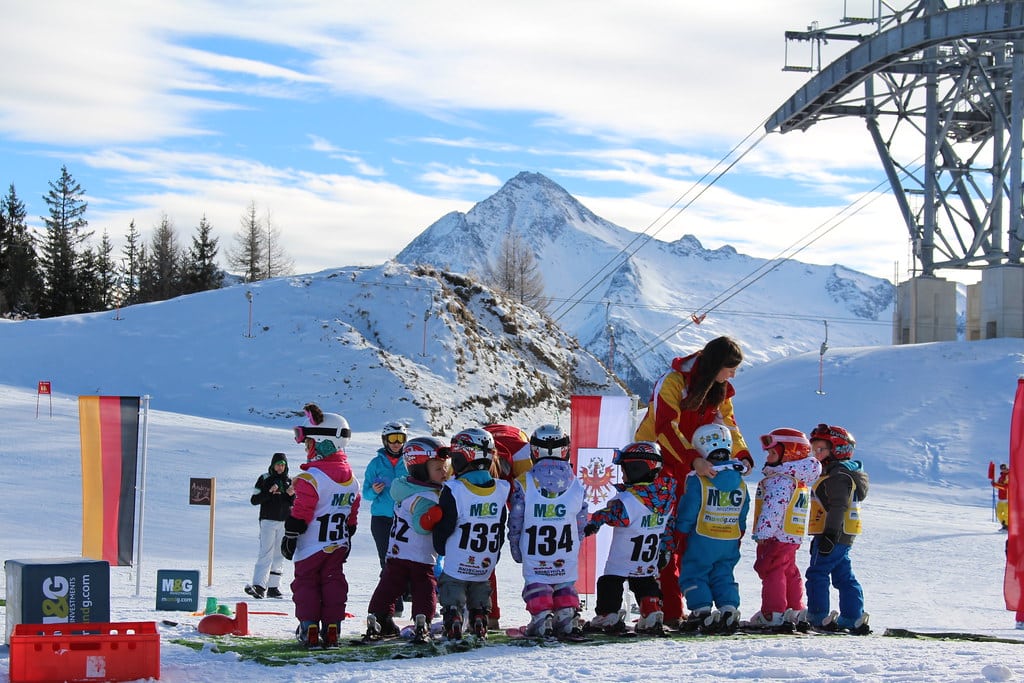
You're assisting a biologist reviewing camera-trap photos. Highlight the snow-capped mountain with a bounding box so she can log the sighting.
[397,172,895,398]
[0,262,621,430]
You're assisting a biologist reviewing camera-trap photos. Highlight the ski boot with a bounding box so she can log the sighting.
[525,610,554,637]
[364,614,382,640]
[784,608,811,633]
[701,606,739,634]
[296,620,319,648]
[585,609,627,635]
[469,609,488,639]
[553,607,583,639]
[321,622,340,648]
[412,614,431,644]
[838,612,871,635]
[810,610,843,633]
[266,587,284,599]
[636,597,665,635]
[746,610,793,633]
[442,606,463,640]
[679,607,712,633]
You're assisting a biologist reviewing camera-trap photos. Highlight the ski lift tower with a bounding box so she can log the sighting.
[768,1,1024,343]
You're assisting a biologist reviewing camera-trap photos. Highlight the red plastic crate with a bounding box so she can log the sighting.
[9,621,160,683]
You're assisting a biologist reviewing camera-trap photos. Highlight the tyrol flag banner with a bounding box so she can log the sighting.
[80,396,141,566]
[1004,377,1024,612]
[570,395,634,595]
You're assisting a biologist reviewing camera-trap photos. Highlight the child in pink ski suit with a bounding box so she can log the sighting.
[748,428,820,630]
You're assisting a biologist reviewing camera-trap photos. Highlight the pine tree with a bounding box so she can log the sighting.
[121,220,142,305]
[94,230,119,310]
[486,231,547,312]
[182,214,224,293]
[145,212,181,301]
[38,165,90,317]
[227,200,264,282]
[0,183,41,317]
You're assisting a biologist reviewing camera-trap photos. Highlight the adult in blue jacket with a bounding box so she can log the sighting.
[363,422,410,613]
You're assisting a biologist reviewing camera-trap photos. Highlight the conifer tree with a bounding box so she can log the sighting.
[0,183,41,316]
[182,214,224,293]
[120,220,142,305]
[227,200,264,282]
[38,165,90,317]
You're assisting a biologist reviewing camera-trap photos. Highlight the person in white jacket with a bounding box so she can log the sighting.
[747,428,821,631]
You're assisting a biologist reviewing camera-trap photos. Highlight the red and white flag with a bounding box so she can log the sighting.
[570,395,634,596]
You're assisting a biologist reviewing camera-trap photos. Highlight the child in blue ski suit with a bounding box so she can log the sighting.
[677,423,749,633]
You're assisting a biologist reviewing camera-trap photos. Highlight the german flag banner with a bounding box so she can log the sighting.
[79,396,141,566]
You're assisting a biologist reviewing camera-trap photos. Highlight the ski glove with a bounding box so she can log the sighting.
[281,532,298,561]
[584,522,601,537]
[818,530,840,556]
[281,516,309,561]
[420,505,443,531]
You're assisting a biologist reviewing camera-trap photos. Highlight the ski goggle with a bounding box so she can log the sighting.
[293,425,346,443]
[386,434,407,446]
[760,433,807,450]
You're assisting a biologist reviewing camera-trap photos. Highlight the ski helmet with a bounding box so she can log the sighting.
[402,436,449,482]
[529,424,570,462]
[381,421,408,452]
[760,428,811,464]
[449,428,495,475]
[692,424,733,464]
[613,441,663,484]
[293,412,351,460]
[809,423,856,459]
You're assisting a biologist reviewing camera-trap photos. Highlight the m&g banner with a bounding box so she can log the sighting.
[79,396,141,566]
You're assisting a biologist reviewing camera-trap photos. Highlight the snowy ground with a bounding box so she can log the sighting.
[1,385,1023,683]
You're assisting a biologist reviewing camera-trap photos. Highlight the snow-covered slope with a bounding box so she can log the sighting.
[0,262,621,430]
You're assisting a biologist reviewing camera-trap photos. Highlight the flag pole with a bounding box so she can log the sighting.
[135,395,151,597]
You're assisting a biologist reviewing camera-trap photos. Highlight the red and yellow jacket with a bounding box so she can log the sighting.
[634,351,752,480]
[993,472,1010,501]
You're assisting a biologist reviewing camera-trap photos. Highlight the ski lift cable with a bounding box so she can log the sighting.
[631,169,907,360]
[549,119,771,322]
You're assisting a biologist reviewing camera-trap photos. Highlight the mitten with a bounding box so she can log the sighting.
[346,525,357,540]
[281,532,298,560]
[281,515,308,560]
[420,505,443,530]
[584,522,601,537]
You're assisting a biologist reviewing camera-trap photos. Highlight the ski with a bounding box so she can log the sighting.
[883,628,1024,645]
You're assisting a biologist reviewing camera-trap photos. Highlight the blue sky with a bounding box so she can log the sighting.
[0,1,938,282]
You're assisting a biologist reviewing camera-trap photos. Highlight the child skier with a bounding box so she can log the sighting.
[583,441,677,635]
[281,403,361,649]
[365,436,449,643]
[806,423,870,635]
[507,424,588,638]
[363,421,410,615]
[431,428,510,640]
[746,428,820,632]
[676,423,749,634]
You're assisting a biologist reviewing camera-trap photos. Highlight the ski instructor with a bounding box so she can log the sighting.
[633,335,753,630]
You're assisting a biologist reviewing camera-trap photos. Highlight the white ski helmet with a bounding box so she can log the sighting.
[529,424,570,462]
[692,424,733,463]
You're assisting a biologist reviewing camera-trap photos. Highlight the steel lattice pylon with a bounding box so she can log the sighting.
[767,0,1024,277]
